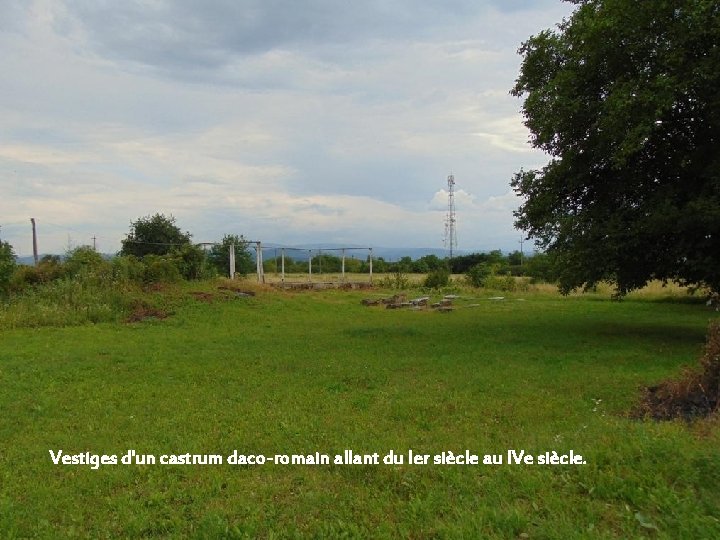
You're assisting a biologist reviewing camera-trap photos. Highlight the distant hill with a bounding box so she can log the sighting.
[258,244,466,261]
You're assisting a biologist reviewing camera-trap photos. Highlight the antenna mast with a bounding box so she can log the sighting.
[443,174,457,258]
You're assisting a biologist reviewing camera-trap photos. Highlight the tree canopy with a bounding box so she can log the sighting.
[120,214,192,258]
[511,0,720,294]
[207,234,253,277]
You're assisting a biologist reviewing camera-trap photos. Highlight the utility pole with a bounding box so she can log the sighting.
[519,236,525,266]
[229,243,236,279]
[92,236,97,251]
[30,218,38,266]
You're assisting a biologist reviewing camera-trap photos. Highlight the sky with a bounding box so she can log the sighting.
[0,0,574,257]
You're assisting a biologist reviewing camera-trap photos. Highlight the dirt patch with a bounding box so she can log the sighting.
[142,282,167,293]
[632,321,720,420]
[218,285,256,296]
[190,291,216,303]
[125,303,169,323]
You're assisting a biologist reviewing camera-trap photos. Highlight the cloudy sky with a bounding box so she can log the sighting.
[0,0,573,256]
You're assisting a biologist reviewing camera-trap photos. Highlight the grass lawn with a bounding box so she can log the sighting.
[1,282,719,538]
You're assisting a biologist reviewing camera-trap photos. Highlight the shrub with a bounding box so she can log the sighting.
[64,246,110,280]
[10,265,43,291]
[0,241,17,295]
[379,269,410,290]
[424,268,450,289]
[143,256,182,284]
[171,244,212,280]
[111,255,146,284]
[37,255,65,282]
[483,274,518,292]
[466,263,493,288]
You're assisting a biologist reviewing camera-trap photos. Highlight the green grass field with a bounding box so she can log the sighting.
[1,281,719,538]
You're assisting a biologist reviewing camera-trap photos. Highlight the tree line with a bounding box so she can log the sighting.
[0,212,558,295]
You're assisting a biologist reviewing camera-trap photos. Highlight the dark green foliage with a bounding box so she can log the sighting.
[415,254,445,272]
[10,256,66,292]
[171,244,213,280]
[512,0,720,294]
[10,265,43,290]
[143,256,182,284]
[111,256,145,283]
[310,253,342,273]
[523,252,559,283]
[423,268,450,289]
[37,255,64,281]
[369,257,388,273]
[343,256,363,273]
[0,241,16,295]
[64,246,107,278]
[466,263,493,288]
[120,214,191,257]
[207,235,253,277]
[450,250,506,274]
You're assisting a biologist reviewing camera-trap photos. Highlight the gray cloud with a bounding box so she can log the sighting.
[56,0,562,78]
[64,1,473,62]
[0,0,574,254]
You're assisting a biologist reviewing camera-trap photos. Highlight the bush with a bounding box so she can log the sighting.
[64,246,108,279]
[171,244,213,280]
[143,256,182,284]
[379,269,410,290]
[0,241,17,295]
[111,255,146,284]
[11,265,41,289]
[37,255,65,282]
[423,268,450,289]
[466,263,493,288]
[483,274,518,292]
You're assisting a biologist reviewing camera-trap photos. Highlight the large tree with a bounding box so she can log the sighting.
[511,0,720,294]
[120,214,192,258]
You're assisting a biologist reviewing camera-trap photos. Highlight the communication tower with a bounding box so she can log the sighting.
[443,174,457,258]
